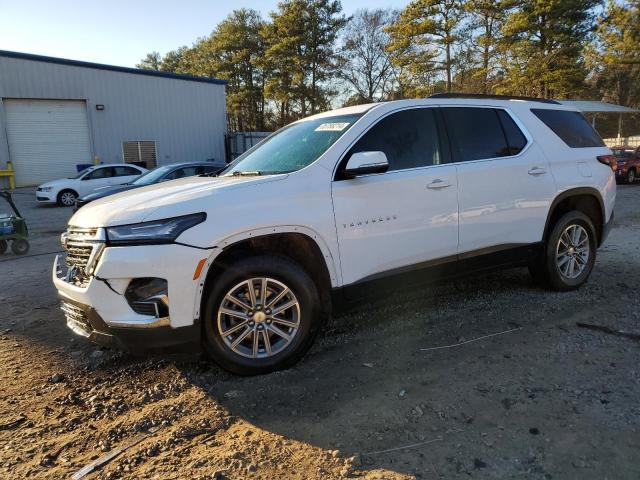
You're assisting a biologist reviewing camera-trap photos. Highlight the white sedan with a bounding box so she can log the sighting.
[36,164,148,206]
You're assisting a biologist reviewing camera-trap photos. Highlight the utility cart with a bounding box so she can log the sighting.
[0,191,29,255]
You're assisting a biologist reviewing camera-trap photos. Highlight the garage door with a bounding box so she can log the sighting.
[3,99,92,187]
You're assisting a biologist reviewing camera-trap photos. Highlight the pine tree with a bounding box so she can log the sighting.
[387,0,466,95]
[497,0,599,98]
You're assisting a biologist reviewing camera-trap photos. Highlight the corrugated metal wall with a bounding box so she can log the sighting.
[0,54,226,185]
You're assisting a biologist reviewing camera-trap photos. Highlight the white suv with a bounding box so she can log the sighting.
[53,96,616,375]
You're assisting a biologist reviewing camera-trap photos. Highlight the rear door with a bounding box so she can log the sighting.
[444,107,557,266]
[332,107,459,287]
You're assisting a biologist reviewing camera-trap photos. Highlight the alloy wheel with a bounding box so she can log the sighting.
[555,224,590,279]
[217,277,301,359]
[60,192,76,206]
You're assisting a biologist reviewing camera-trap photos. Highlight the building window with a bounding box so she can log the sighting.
[122,140,157,168]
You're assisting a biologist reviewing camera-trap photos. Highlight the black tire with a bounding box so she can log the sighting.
[57,189,77,207]
[11,238,30,255]
[529,211,597,291]
[0,240,7,254]
[627,168,636,184]
[202,255,325,375]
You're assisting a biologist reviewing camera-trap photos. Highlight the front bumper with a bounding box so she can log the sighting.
[36,191,54,203]
[53,243,210,352]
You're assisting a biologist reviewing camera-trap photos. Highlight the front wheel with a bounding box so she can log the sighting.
[57,190,77,207]
[529,211,597,291]
[627,169,636,184]
[0,240,7,254]
[202,255,324,375]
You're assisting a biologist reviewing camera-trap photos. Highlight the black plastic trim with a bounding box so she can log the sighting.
[335,243,542,304]
[543,187,606,245]
[430,93,561,104]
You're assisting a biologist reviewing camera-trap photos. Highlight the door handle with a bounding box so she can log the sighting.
[528,167,547,176]
[427,179,451,189]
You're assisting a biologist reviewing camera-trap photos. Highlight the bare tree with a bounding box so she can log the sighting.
[338,9,397,103]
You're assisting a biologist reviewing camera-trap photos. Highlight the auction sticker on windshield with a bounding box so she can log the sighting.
[315,122,351,132]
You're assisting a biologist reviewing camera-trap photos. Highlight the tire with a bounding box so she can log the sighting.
[57,189,77,207]
[0,240,7,254]
[627,168,636,184]
[529,211,597,291]
[202,255,325,375]
[11,238,29,255]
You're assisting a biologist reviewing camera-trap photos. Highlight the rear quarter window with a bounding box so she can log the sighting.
[531,109,605,148]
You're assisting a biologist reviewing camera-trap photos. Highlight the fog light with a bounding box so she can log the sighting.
[125,278,169,318]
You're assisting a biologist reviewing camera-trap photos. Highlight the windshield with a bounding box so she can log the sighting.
[132,165,174,185]
[71,166,95,179]
[222,114,362,176]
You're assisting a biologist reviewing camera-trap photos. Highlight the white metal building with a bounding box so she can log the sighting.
[0,50,227,187]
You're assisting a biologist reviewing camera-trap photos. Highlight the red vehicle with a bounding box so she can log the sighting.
[611,145,640,184]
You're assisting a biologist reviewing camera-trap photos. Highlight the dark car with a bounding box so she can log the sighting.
[611,145,640,184]
[75,161,227,210]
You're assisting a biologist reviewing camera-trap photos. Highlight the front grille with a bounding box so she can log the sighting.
[61,300,92,337]
[61,227,104,286]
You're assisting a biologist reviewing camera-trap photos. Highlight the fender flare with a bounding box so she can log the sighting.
[191,225,340,322]
[543,187,606,243]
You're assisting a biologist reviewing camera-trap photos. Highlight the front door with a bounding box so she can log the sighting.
[332,108,459,287]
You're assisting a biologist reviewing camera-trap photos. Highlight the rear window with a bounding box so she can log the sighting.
[531,109,605,148]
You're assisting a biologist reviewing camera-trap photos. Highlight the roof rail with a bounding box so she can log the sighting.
[429,93,561,105]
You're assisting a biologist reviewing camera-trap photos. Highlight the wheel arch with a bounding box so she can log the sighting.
[194,227,338,323]
[543,187,606,246]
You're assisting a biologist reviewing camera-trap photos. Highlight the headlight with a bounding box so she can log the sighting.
[106,213,206,245]
[39,186,53,192]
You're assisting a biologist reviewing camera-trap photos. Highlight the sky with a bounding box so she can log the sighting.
[0,0,408,68]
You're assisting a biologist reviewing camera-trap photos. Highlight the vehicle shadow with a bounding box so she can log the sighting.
[177,269,541,477]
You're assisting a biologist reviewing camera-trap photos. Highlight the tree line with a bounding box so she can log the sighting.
[137,0,640,132]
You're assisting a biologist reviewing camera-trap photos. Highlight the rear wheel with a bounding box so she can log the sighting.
[0,240,7,254]
[202,255,324,375]
[11,238,29,255]
[627,168,636,184]
[57,190,77,207]
[529,211,597,291]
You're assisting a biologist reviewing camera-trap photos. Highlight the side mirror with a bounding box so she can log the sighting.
[343,151,389,179]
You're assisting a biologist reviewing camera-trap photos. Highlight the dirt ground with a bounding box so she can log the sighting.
[1,186,639,480]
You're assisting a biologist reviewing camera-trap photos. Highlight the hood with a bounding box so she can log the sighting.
[69,174,287,228]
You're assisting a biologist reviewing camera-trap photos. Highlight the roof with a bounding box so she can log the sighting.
[0,50,227,86]
[558,100,639,113]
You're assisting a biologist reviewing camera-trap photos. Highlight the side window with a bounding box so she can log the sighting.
[165,167,198,180]
[113,166,140,177]
[531,109,605,148]
[497,110,527,155]
[348,108,441,172]
[442,108,510,162]
[84,167,113,180]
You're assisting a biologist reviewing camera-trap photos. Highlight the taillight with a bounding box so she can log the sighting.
[597,155,618,172]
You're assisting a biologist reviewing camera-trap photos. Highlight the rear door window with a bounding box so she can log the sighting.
[531,109,605,148]
[113,166,140,176]
[442,108,511,162]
